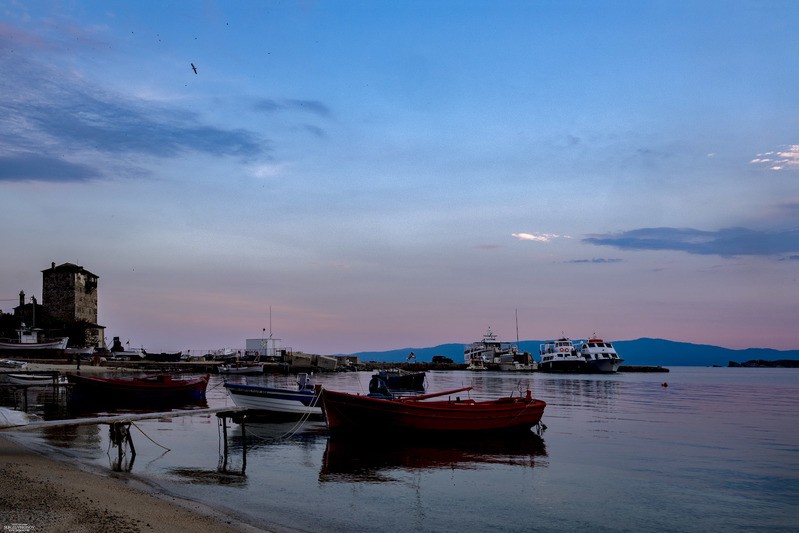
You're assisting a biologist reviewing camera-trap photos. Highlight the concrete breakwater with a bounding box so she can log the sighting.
[4,359,670,375]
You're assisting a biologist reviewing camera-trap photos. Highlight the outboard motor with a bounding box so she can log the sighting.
[368,375,392,398]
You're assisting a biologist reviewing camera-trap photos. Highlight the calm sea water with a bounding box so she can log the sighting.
[9,368,799,532]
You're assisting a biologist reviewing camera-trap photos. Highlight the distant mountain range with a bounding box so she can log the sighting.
[338,337,799,367]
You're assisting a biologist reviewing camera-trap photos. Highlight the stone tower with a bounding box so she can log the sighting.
[41,262,105,348]
[42,262,99,323]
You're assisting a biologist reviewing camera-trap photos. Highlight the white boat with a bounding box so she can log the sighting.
[539,338,587,373]
[0,324,68,357]
[0,359,28,369]
[207,347,239,360]
[107,338,144,360]
[224,373,323,418]
[65,346,95,358]
[218,361,265,375]
[498,361,537,372]
[3,373,65,386]
[466,359,487,371]
[107,348,145,361]
[577,337,624,373]
[464,327,535,371]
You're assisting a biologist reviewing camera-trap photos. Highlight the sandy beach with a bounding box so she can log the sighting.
[0,433,266,533]
[0,363,267,533]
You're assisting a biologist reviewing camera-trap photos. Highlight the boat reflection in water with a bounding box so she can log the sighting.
[231,419,329,444]
[215,418,329,476]
[320,432,547,483]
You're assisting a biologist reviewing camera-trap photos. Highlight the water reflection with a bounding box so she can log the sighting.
[68,395,209,414]
[217,418,329,475]
[41,423,101,449]
[535,376,623,409]
[231,419,328,444]
[319,432,548,483]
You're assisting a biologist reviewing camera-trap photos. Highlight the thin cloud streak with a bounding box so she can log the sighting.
[0,154,100,183]
[512,232,569,242]
[584,226,799,257]
[253,98,331,117]
[565,258,623,264]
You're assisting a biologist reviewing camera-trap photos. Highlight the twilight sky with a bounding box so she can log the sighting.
[1,1,797,354]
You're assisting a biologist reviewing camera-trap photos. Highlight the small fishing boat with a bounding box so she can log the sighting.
[218,361,265,375]
[368,368,425,393]
[321,386,546,435]
[142,350,183,363]
[577,336,624,373]
[3,373,65,386]
[224,373,323,418]
[0,324,68,358]
[107,337,144,361]
[65,346,95,359]
[66,373,210,403]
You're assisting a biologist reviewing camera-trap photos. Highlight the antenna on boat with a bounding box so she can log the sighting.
[515,309,520,345]
[269,305,272,338]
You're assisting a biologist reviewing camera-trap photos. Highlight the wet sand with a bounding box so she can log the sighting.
[0,434,264,533]
[0,363,266,532]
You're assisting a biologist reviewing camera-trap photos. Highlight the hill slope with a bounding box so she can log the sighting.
[338,338,799,367]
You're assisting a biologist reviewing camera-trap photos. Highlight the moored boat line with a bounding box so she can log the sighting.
[539,335,626,373]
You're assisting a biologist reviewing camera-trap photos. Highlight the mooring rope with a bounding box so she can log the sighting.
[131,421,171,451]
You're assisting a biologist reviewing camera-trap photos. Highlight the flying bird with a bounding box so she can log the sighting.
[191,63,198,74]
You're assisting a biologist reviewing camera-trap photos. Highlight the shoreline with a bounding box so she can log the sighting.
[0,431,268,533]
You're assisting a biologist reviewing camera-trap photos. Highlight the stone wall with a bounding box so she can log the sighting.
[42,263,98,324]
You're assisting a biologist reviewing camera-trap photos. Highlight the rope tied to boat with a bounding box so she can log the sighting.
[131,421,172,451]
[239,391,322,443]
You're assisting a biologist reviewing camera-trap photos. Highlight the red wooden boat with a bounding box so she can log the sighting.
[66,373,210,403]
[321,386,546,434]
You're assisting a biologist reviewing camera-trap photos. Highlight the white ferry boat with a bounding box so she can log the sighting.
[538,337,586,373]
[577,337,624,373]
[464,328,534,371]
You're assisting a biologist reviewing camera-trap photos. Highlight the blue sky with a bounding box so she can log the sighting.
[1,1,797,353]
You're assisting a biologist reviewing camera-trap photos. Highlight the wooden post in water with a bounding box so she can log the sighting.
[221,415,229,471]
[241,415,247,473]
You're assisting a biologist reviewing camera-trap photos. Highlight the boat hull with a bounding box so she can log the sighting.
[4,373,64,386]
[0,337,68,359]
[143,351,183,362]
[538,359,587,373]
[498,362,537,372]
[218,364,265,375]
[369,369,426,393]
[224,383,323,418]
[66,373,209,404]
[0,338,68,350]
[585,359,624,373]
[322,389,546,435]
